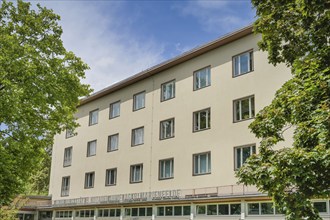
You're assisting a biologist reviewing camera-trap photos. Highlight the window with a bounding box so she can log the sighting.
[218,203,241,215]
[133,91,145,111]
[109,101,120,119]
[194,66,211,90]
[125,207,152,217]
[234,144,256,169]
[85,172,95,188]
[207,205,217,215]
[193,108,211,131]
[161,80,175,101]
[157,206,190,216]
[99,209,121,217]
[89,109,98,125]
[248,202,277,215]
[193,152,211,175]
[105,168,117,186]
[61,176,70,196]
[130,164,143,183]
[160,118,174,139]
[233,50,253,77]
[108,134,119,152]
[87,140,96,157]
[131,127,144,146]
[234,96,255,122]
[196,203,241,216]
[159,158,174,180]
[196,205,206,215]
[65,129,74,138]
[55,211,72,218]
[63,147,72,167]
[313,201,327,213]
[75,210,95,218]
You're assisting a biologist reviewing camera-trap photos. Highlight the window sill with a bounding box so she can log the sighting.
[193,172,211,176]
[159,177,174,181]
[193,127,211,133]
[233,117,254,123]
[193,84,211,91]
[160,136,175,141]
[233,69,254,78]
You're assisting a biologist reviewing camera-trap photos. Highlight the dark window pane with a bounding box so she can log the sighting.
[132,208,138,216]
[183,206,191,215]
[218,204,229,215]
[174,206,182,216]
[165,206,173,216]
[261,203,274,214]
[157,207,164,216]
[314,202,327,213]
[207,205,217,215]
[230,204,241,215]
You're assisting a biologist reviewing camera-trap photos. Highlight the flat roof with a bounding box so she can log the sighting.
[79,25,253,106]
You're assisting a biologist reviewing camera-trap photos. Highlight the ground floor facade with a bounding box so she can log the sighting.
[25,185,330,220]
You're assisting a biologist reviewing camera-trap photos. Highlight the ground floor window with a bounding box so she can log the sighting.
[157,205,191,216]
[125,207,152,217]
[247,202,282,215]
[196,203,241,216]
[98,208,121,217]
[17,214,34,220]
[75,209,94,218]
[55,211,72,218]
[313,201,328,213]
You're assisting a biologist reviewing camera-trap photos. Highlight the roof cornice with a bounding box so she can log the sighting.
[79,25,253,106]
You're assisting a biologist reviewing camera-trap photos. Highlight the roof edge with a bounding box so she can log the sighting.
[79,25,254,106]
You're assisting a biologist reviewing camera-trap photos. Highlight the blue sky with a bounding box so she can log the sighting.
[38,1,255,91]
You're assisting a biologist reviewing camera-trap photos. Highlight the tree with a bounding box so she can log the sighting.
[24,147,52,195]
[0,0,91,205]
[237,1,330,219]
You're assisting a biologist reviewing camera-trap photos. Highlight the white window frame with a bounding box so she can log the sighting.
[108,134,119,152]
[193,152,211,175]
[234,144,256,170]
[87,140,97,157]
[89,109,99,126]
[194,66,211,90]
[247,202,278,215]
[109,101,120,119]
[130,164,143,183]
[313,200,328,214]
[105,168,117,186]
[159,158,174,180]
[233,95,255,122]
[193,108,211,132]
[218,203,242,215]
[161,80,175,101]
[84,172,95,189]
[131,127,144,146]
[63,147,72,167]
[61,176,70,197]
[133,91,145,111]
[160,118,175,140]
[233,50,253,77]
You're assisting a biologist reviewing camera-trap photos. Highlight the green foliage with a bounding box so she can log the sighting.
[0,197,28,220]
[0,0,91,205]
[24,147,51,195]
[237,0,330,219]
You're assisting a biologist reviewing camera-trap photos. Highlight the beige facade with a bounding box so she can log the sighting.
[46,26,329,220]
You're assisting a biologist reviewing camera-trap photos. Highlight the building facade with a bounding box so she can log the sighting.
[45,26,329,220]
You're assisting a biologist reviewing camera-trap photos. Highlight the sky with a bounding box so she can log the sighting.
[35,0,256,92]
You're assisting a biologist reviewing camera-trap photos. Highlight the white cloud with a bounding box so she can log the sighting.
[40,2,165,92]
[175,0,255,34]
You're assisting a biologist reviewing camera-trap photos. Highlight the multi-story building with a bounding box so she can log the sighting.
[45,25,329,220]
